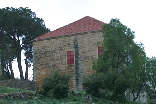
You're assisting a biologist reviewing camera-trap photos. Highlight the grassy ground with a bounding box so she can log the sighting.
[0,86,154,104]
[0,95,144,104]
[0,98,146,104]
[0,86,34,94]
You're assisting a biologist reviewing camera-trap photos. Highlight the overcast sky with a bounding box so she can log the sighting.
[1,0,156,78]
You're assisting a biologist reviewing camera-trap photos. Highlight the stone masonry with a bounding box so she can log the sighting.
[33,30,103,90]
[74,36,82,91]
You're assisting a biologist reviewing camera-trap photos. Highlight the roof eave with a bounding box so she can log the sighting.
[32,29,102,42]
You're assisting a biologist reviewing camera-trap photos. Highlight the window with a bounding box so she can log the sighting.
[98,47,103,55]
[67,50,74,64]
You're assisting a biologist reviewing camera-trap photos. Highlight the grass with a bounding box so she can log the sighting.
[0,86,151,104]
[0,86,34,94]
[0,98,146,104]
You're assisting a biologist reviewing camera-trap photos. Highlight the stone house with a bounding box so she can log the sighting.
[33,16,105,90]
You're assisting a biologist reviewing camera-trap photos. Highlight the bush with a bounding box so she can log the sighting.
[0,70,11,81]
[111,76,130,103]
[83,71,129,103]
[148,99,156,104]
[83,73,104,97]
[41,71,71,99]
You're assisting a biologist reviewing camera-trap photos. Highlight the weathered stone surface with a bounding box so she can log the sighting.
[74,36,82,91]
[33,30,103,89]
[0,79,35,91]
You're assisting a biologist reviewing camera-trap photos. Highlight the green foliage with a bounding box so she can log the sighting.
[83,71,130,102]
[0,89,146,104]
[146,57,156,90]
[41,71,71,99]
[111,75,130,102]
[148,99,156,104]
[145,57,156,99]
[0,7,49,79]
[83,73,104,97]
[86,18,147,102]
[0,71,10,81]
[94,18,137,73]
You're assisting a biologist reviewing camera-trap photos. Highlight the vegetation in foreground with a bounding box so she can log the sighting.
[0,7,50,80]
[0,97,148,104]
[0,86,34,94]
[41,71,71,99]
[1,10,156,104]
[83,18,156,103]
[0,86,148,104]
[0,85,156,104]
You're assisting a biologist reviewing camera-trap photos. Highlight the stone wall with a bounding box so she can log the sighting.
[33,30,103,90]
[0,79,35,91]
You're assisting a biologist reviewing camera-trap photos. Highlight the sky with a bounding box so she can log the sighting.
[0,0,156,78]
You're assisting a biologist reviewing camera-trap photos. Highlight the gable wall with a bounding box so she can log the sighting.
[33,30,103,89]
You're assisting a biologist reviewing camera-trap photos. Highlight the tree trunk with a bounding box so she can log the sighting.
[9,33,24,80]
[25,58,28,80]
[16,40,24,80]
[132,86,141,101]
[1,31,14,79]
[1,55,5,76]
[132,78,145,101]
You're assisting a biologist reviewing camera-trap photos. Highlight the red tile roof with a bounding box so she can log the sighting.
[35,16,104,40]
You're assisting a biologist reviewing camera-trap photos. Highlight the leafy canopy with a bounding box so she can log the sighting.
[0,7,49,79]
[84,18,147,102]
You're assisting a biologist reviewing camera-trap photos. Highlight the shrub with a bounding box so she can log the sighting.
[0,70,11,81]
[148,99,156,104]
[111,76,130,103]
[83,73,104,97]
[41,71,71,99]
[83,71,129,103]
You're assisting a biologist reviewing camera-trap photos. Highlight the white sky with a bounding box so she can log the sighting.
[0,0,156,78]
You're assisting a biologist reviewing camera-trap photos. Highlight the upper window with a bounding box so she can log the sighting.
[98,47,103,55]
[67,51,74,64]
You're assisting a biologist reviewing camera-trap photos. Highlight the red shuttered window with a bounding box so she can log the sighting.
[67,51,74,64]
[98,47,103,55]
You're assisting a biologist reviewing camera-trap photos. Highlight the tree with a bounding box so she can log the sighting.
[93,18,135,73]
[128,43,147,101]
[0,29,15,79]
[22,17,50,80]
[145,57,156,98]
[146,57,156,90]
[0,7,49,80]
[90,18,147,102]
[0,50,12,80]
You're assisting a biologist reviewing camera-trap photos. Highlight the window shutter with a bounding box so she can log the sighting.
[67,51,74,64]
